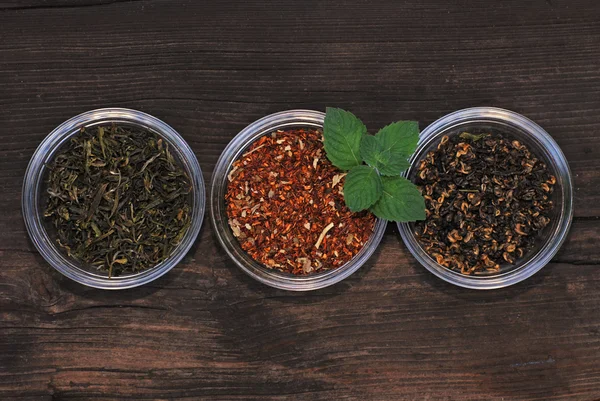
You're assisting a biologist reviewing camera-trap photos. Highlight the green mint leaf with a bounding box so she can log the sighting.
[369,176,425,222]
[323,107,366,170]
[323,109,426,220]
[375,121,419,155]
[374,121,419,175]
[360,135,390,170]
[343,165,383,212]
[376,156,411,176]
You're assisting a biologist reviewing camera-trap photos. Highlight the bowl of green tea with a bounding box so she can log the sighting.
[397,107,573,289]
[23,108,205,289]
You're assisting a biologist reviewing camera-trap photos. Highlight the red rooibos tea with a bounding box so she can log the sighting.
[225,128,375,275]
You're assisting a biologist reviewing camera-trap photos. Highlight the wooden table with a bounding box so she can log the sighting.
[2,1,599,400]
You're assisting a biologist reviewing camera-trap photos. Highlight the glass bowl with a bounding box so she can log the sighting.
[210,110,387,291]
[398,107,573,289]
[22,108,205,289]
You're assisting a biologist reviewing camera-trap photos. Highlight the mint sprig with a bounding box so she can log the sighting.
[323,107,425,222]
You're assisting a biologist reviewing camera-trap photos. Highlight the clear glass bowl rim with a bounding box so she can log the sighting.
[22,108,205,290]
[210,109,387,291]
[397,107,574,289]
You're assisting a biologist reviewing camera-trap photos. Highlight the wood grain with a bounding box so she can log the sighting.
[1,1,600,400]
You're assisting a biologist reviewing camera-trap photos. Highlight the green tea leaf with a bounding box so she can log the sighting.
[360,134,390,170]
[44,125,192,277]
[369,176,425,222]
[343,165,383,212]
[459,132,488,141]
[323,107,366,170]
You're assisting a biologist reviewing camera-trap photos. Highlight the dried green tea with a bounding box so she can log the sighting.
[44,124,192,277]
[414,132,555,275]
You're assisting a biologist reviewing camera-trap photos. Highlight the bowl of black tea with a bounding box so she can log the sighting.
[398,107,573,289]
[22,109,205,289]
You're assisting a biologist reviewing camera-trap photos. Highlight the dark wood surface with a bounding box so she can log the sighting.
[2,1,600,400]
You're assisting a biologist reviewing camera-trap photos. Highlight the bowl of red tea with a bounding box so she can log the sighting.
[210,110,387,291]
[398,107,573,289]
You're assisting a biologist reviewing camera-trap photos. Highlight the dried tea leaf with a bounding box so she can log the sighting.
[459,132,488,141]
[44,125,192,277]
